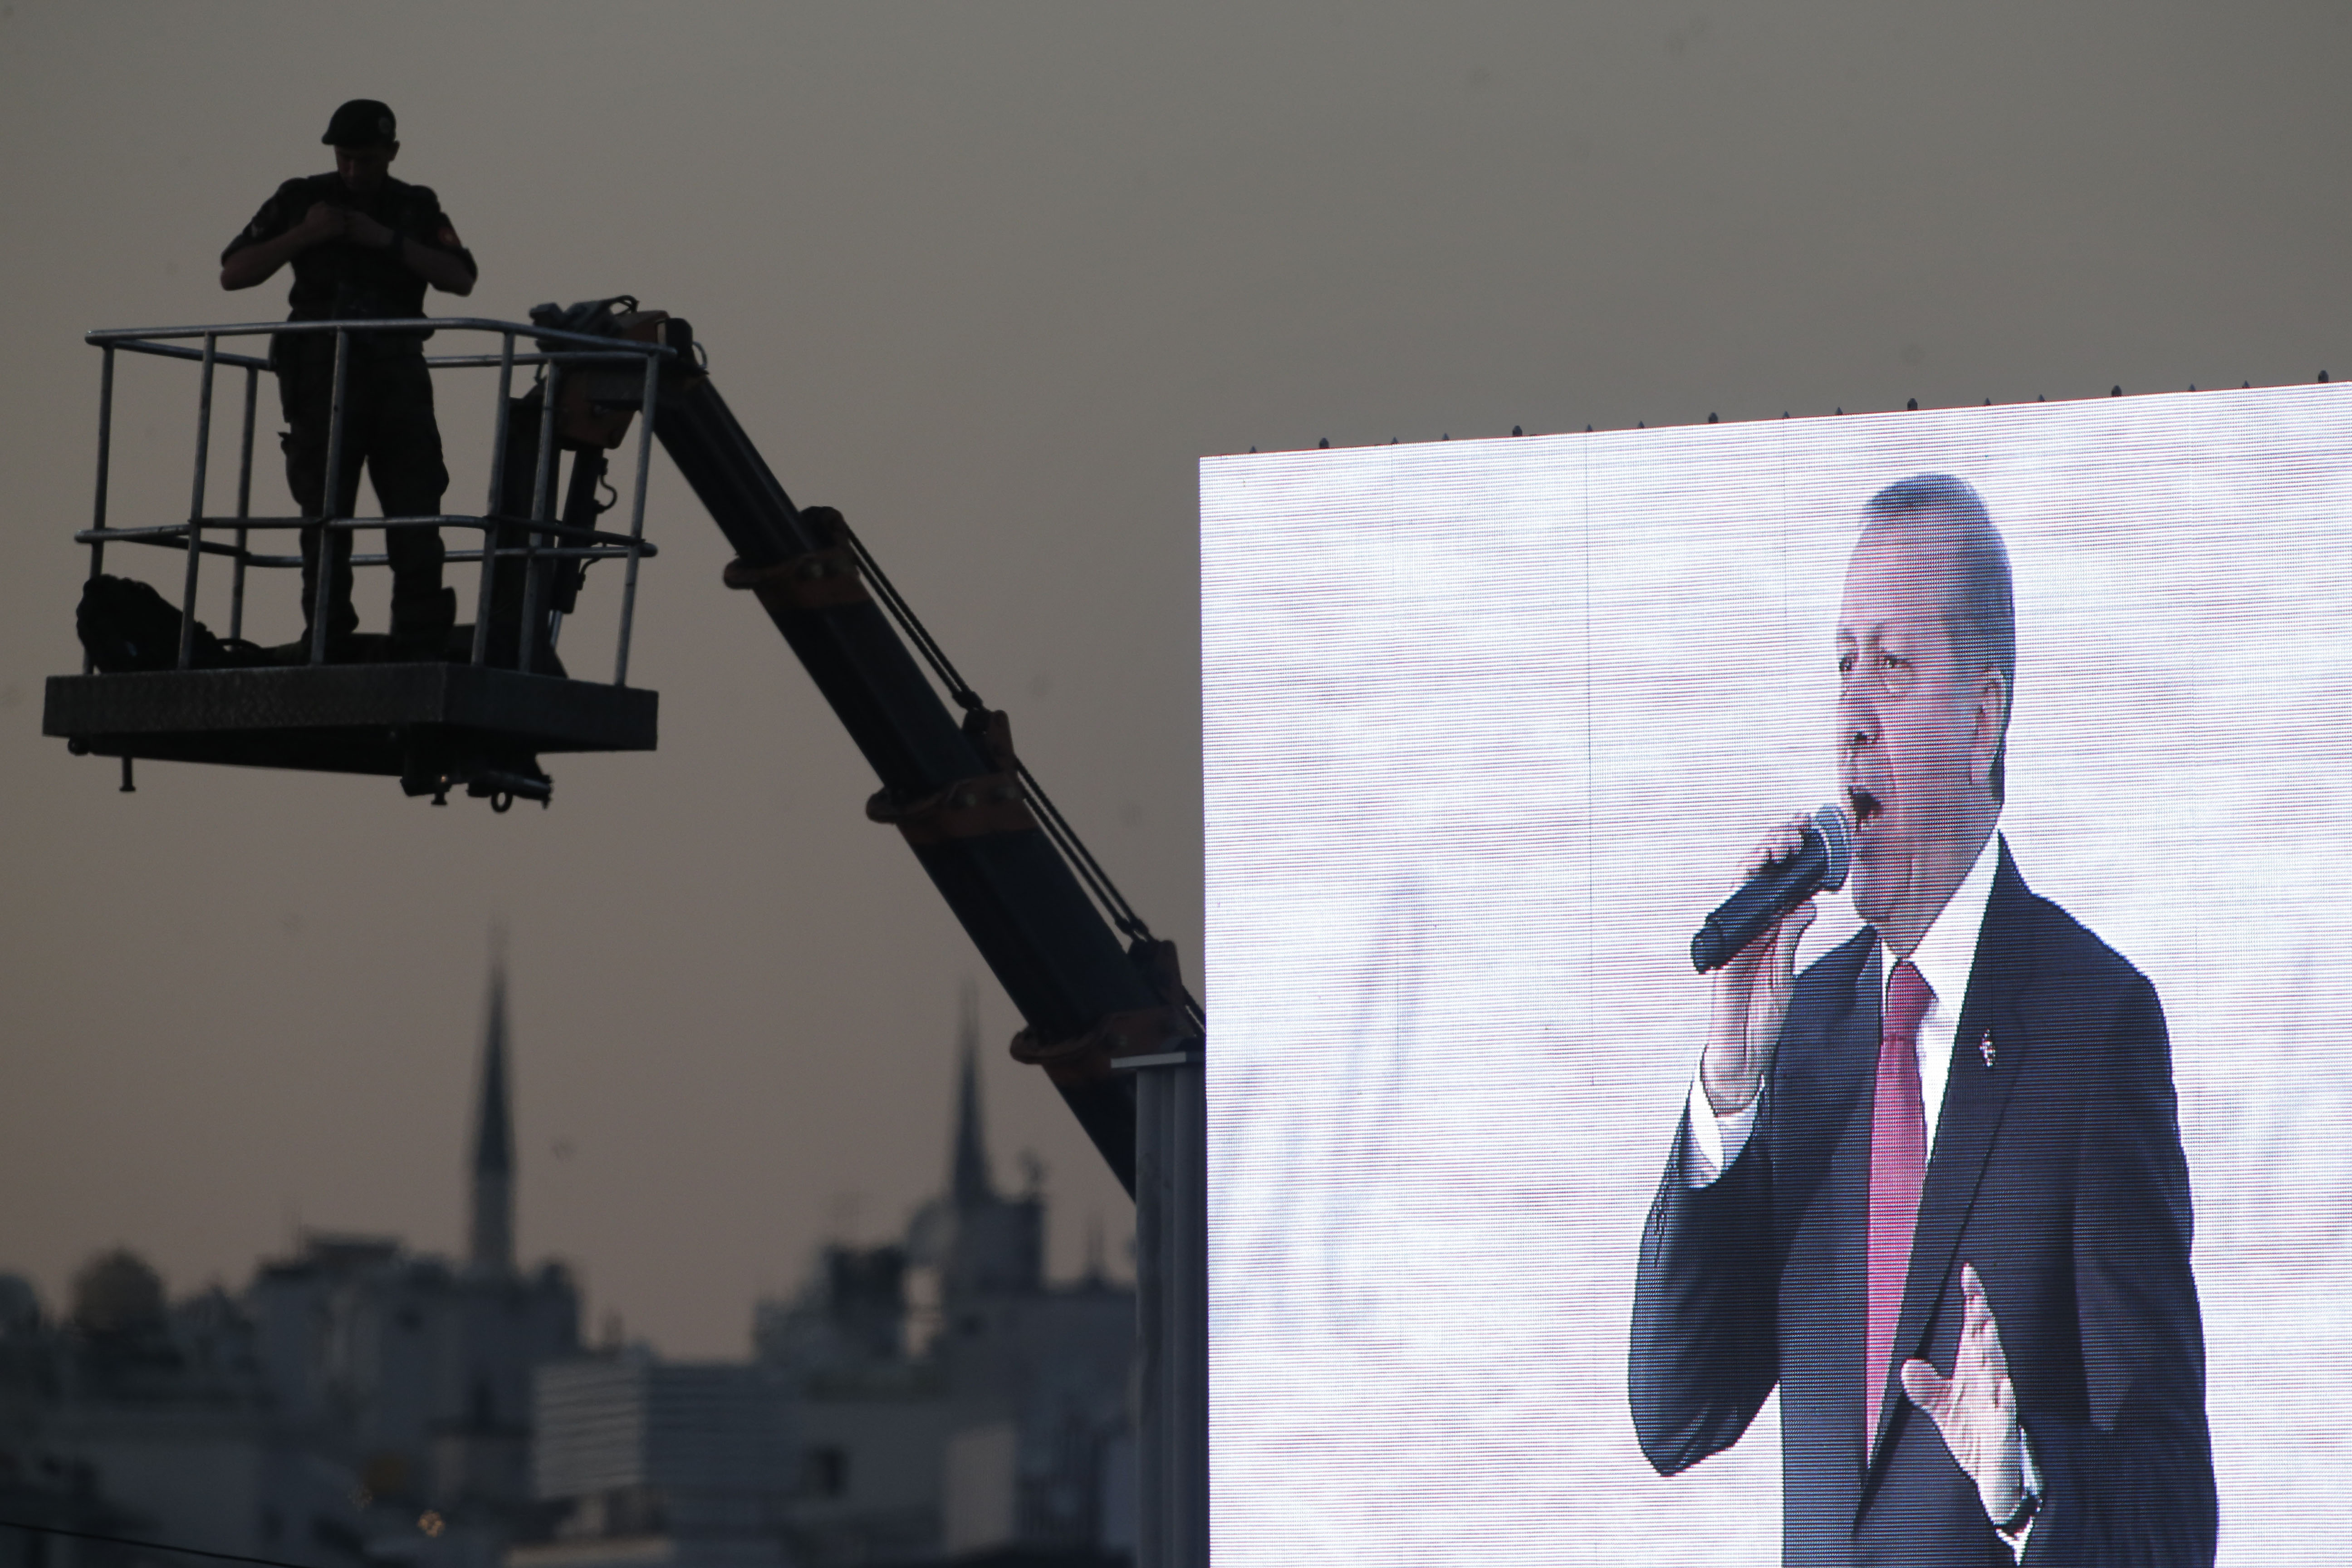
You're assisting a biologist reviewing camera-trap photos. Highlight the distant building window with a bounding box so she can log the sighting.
[802,1446,849,1499]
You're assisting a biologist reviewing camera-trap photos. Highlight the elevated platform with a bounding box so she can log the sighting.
[54,311,678,806]
[44,663,657,782]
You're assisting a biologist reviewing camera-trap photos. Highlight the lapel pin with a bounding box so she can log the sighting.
[1980,1029,1997,1070]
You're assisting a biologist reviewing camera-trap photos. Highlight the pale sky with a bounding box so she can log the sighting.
[1,2,2344,1356]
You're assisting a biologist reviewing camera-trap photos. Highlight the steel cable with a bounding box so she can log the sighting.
[835,522,1205,1029]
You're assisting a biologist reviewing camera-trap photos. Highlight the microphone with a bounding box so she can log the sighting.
[1689,804,1853,974]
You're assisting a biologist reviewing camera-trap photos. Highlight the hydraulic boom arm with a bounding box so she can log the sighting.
[613,308,1193,1193]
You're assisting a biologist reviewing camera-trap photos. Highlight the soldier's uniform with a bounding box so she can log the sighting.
[220,103,476,657]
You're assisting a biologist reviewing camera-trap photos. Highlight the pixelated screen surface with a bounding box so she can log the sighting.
[1200,387,2352,1565]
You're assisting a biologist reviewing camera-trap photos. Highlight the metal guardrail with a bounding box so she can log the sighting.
[81,317,672,684]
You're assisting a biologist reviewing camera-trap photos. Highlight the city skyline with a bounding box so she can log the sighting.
[8,950,1125,1361]
[2,952,1135,1566]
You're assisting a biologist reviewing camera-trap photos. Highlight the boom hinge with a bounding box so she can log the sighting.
[1011,939,1201,1086]
[863,703,1036,845]
[864,769,1034,845]
[721,547,867,610]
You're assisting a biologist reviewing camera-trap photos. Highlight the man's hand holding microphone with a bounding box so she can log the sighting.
[1690,804,1851,1114]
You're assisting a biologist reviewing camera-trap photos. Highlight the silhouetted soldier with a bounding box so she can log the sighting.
[220,99,475,660]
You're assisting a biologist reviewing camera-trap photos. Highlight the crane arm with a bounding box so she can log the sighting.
[622,318,1190,1194]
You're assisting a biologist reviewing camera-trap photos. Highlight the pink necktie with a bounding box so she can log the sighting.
[1867,960,1934,1451]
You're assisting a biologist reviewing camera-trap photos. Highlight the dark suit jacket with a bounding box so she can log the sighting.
[1630,841,2215,1566]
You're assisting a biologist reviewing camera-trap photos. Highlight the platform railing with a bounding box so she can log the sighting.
[79,317,672,686]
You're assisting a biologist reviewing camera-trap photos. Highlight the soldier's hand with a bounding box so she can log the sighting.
[344,211,397,253]
[1698,815,1818,1115]
[296,202,348,245]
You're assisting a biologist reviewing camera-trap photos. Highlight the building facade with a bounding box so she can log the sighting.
[0,958,578,1568]
[749,996,1135,1566]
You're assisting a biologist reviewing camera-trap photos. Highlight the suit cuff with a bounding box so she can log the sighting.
[1682,1075,1759,1187]
[1996,1431,2042,1558]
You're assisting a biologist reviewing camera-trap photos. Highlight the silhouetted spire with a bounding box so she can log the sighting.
[951,981,994,1209]
[469,946,516,1273]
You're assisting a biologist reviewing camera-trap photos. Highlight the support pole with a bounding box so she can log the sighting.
[85,345,116,674]
[177,333,217,669]
[471,333,518,666]
[309,329,352,665]
[516,367,561,673]
[613,348,662,687]
[230,365,257,642]
[1126,1049,1209,1568]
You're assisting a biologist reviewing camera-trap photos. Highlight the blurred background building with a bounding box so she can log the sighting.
[1,976,1134,1568]
[749,992,1134,1566]
[0,961,577,1568]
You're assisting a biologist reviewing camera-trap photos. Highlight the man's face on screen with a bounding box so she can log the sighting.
[1834,519,2001,954]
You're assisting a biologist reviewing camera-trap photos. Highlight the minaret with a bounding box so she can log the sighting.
[468,954,516,1275]
[950,980,993,1209]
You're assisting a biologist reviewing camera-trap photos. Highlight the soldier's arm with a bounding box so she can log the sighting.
[221,201,343,290]
[345,196,477,296]
[398,232,475,296]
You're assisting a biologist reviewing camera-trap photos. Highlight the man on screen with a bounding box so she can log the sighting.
[1629,475,2215,1565]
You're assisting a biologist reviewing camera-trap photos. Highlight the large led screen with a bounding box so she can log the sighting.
[1201,387,2352,1566]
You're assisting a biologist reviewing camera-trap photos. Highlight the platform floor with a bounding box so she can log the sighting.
[44,662,658,777]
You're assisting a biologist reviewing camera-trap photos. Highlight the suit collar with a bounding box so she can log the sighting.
[1901,826,2003,1158]
[1903,826,2002,1023]
[1861,838,2038,1492]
